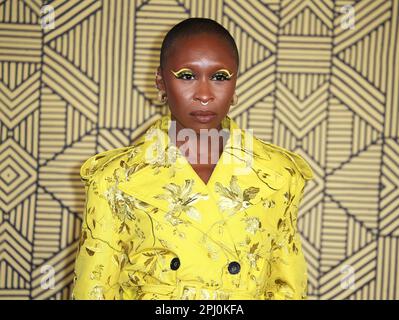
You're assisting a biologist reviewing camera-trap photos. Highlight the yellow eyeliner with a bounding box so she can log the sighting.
[171,68,192,77]
[215,69,234,78]
[170,68,234,79]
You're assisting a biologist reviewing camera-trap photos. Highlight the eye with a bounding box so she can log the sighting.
[211,73,231,81]
[177,72,195,80]
[171,69,196,80]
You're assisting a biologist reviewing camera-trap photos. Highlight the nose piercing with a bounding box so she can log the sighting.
[200,101,209,106]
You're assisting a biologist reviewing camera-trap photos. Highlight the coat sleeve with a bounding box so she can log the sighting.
[71,174,123,300]
[263,173,311,300]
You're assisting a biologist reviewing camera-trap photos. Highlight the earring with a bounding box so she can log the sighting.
[157,90,167,104]
[231,92,238,106]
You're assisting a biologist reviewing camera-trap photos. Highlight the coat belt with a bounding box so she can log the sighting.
[133,281,263,300]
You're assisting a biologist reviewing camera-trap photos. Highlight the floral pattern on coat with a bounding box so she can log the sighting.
[71,112,313,300]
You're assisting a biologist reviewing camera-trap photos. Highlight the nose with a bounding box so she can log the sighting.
[194,76,214,104]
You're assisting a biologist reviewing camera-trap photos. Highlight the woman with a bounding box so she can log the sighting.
[72,18,313,300]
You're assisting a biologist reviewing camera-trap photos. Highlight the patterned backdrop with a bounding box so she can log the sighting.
[0,0,398,300]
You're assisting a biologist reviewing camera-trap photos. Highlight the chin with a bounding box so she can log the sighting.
[192,120,221,130]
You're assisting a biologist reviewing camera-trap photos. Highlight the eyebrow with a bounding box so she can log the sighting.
[171,68,234,77]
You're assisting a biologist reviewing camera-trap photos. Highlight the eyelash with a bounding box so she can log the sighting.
[174,72,231,81]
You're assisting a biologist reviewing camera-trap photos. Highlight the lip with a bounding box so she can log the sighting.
[190,110,216,116]
[190,111,217,123]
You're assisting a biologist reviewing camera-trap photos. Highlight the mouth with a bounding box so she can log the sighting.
[190,110,217,123]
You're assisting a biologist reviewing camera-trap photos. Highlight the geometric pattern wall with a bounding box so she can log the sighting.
[0,0,398,299]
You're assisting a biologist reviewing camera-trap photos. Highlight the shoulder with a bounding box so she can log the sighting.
[253,137,314,181]
[79,146,135,181]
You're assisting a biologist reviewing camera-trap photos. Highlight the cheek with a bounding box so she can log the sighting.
[166,80,236,105]
[167,83,192,104]
[214,83,235,100]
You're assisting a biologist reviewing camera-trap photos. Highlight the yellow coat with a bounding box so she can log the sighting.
[71,113,313,300]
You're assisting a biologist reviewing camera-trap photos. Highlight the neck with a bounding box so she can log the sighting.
[169,115,226,165]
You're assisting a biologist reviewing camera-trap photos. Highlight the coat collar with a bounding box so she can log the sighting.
[117,113,288,237]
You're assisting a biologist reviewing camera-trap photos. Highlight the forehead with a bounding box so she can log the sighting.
[166,33,237,69]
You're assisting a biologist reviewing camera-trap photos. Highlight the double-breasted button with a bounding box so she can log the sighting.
[170,257,180,270]
[228,261,241,274]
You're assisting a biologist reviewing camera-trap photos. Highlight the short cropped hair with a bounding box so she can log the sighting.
[160,17,239,70]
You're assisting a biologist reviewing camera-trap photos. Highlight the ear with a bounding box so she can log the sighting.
[155,66,166,91]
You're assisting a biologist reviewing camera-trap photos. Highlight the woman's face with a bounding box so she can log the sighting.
[156,33,238,134]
